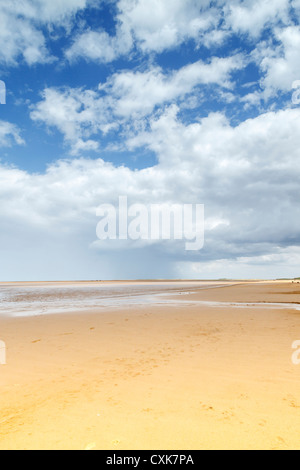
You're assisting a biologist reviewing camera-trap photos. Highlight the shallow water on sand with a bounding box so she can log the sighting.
[0,282,299,318]
[0,282,225,317]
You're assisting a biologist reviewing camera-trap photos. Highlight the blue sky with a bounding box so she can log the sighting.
[0,0,300,281]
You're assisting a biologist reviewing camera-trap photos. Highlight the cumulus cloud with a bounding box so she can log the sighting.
[0,12,50,66]
[126,105,300,261]
[1,0,299,69]
[2,0,300,280]
[2,105,300,279]
[0,0,90,65]
[4,0,90,23]
[30,87,104,155]
[254,26,300,97]
[225,0,291,38]
[183,246,300,279]
[225,2,300,100]
[30,55,245,152]
[66,24,133,63]
[65,0,224,62]
[64,0,300,64]
[0,121,25,147]
[101,55,245,117]
[117,0,221,52]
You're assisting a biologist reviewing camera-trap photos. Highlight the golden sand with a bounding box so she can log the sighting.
[0,281,300,450]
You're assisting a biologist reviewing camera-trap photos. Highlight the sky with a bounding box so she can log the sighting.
[0,0,300,281]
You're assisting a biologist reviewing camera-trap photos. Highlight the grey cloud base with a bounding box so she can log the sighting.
[1,106,300,280]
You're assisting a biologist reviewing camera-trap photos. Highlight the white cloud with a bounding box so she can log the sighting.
[102,55,245,118]
[64,0,299,64]
[184,245,300,279]
[293,0,300,18]
[70,138,100,156]
[2,0,300,280]
[2,0,297,68]
[28,0,90,23]
[0,11,50,66]
[3,105,300,279]
[126,106,300,262]
[225,0,291,38]
[2,0,297,71]
[0,0,91,65]
[240,91,263,109]
[3,0,89,23]
[66,24,133,63]
[0,121,25,147]
[117,0,221,53]
[255,26,300,96]
[30,87,106,155]
[30,55,245,152]
[65,0,226,62]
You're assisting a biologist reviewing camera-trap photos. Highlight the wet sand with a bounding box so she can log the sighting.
[0,280,233,317]
[0,280,300,450]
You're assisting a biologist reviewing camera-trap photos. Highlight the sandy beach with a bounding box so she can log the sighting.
[0,280,300,450]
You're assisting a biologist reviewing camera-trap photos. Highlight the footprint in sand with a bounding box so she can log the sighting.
[112,439,121,446]
[200,403,214,411]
